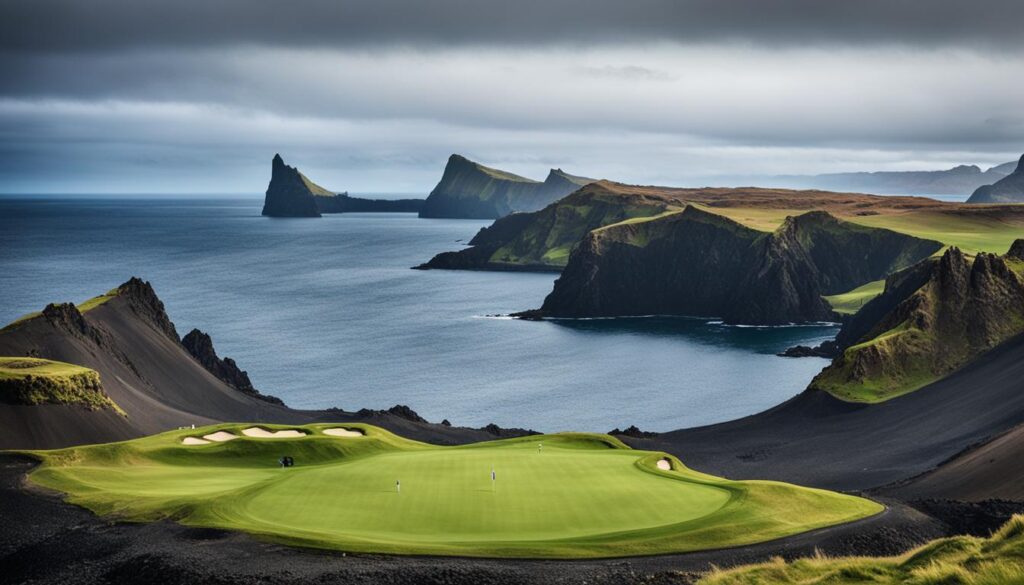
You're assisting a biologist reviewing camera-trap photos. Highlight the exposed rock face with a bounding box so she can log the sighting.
[416,183,674,270]
[968,154,1024,203]
[532,207,942,325]
[261,154,425,217]
[181,329,284,405]
[117,277,179,341]
[810,241,1024,401]
[261,154,324,217]
[418,154,595,219]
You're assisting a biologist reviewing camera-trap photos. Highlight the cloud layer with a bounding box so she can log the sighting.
[1,1,1022,194]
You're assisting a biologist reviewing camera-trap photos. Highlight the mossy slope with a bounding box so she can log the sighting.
[812,241,1024,402]
[0,357,123,414]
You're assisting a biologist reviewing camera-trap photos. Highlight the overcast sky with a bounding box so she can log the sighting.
[1,0,1022,195]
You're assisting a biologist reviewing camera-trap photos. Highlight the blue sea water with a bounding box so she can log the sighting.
[0,198,838,432]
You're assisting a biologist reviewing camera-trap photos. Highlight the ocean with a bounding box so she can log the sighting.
[0,198,838,432]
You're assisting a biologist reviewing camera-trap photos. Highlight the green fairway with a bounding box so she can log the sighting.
[22,424,881,558]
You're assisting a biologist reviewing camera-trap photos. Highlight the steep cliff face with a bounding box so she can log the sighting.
[181,329,283,405]
[417,183,675,270]
[418,154,595,219]
[811,242,1024,402]
[261,154,325,217]
[0,357,121,413]
[533,207,943,325]
[968,154,1024,203]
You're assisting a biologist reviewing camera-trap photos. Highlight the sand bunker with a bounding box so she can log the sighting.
[656,458,672,471]
[202,431,239,442]
[181,437,211,445]
[323,428,365,437]
[241,427,307,438]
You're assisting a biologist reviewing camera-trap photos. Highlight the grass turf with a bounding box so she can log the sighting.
[22,424,881,558]
[824,279,886,315]
[700,514,1024,585]
[0,357,123,413]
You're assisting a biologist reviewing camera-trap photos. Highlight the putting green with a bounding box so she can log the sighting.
[24,424,882,558]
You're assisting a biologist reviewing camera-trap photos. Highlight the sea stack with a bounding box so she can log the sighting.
[261,154,329,217]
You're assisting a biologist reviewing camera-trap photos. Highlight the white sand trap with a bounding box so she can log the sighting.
[241,427,307,438]
[182,437,210,445]
[656,458,672,471]
[202,431,239,442]
[323,427,365,437]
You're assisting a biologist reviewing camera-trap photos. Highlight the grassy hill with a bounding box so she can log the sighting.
[23,423,880,558]
[812,243,1024,402]
[701,514,1024,585]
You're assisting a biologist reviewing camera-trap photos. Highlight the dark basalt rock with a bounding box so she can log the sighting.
[911,499,1024,537]
[181,328,284,406]
[315,193,424,213]
[609,425,659,439]
[261,154,322,217]
[531,207,942,325]
[967,153,1024,203]
[117,277,179,341]
[778,341,838,358]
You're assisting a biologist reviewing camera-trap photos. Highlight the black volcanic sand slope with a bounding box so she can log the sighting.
[262,154,423,217]
[968,153,1024,203]
[418,154,595,219]
[531,206,942,325]
[0,278,530,450]
[810,243,1024,403]
[630,330,1024,497]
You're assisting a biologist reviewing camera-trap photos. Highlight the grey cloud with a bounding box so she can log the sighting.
[2,0,1023,53]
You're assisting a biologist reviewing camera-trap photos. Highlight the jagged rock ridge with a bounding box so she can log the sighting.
[967,154,1024,203]
[181,329,284,405]
[530,206,943,325]
[810,241,1024,402]
[418,154,595,219]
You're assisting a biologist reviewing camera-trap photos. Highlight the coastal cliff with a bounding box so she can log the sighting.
[967,154,1024,203]
[810,241,1024,402]
[261,154,424,217]
[529,206,942,325]
[418,154,594,219]
[417,182,676,270]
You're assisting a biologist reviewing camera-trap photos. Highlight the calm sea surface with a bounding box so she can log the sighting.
[0,198,838,432]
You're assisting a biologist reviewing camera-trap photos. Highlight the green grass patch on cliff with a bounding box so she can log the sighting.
[700,514,1024,585]
[23,424,880,559]
[824,280,885,315]
[0,357,124,413]
[2,288,119,331]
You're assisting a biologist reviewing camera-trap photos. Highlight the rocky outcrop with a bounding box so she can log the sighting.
[261,154,324,217]
[416,183,674,270]
[0,358,121,413]
[810,242,1024,402]
[418,154,595,219]
[262,154,425,217]
[967,154,1024,203]
[530,207,943,325]
[181,329,283,405]
[117,277,179,341]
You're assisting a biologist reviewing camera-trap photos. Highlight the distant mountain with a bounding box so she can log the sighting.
[261,154,424,217]
[418,154,595,219]
[967,154,1024,203]
[762,161,1016,196]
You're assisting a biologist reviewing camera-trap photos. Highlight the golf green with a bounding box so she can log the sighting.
[24,424,882,558]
